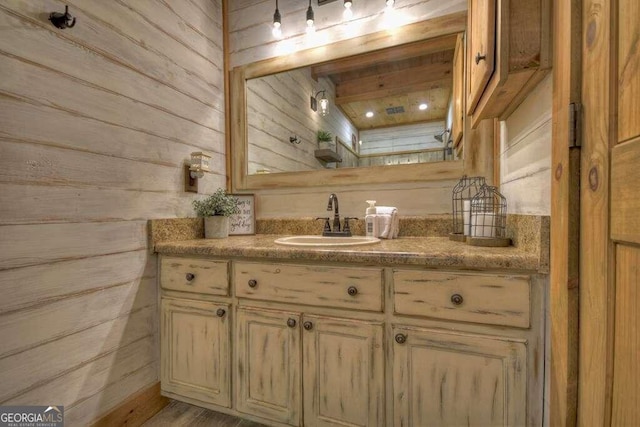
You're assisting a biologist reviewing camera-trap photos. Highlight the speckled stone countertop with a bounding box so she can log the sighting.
[154,234,543,272]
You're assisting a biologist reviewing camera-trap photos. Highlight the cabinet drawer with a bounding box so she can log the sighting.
[393,270,530,328]
[160,256,229,296]
[234,262,383,312]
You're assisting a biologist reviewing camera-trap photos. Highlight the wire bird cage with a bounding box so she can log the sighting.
[469,184,507,239]
[451,175,486,237]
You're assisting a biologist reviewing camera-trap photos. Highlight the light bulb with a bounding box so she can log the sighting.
[319,98,329,116]
[366,111,374,118]
[419,103,428,110]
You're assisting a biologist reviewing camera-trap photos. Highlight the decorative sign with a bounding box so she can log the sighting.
[230,194,255,235]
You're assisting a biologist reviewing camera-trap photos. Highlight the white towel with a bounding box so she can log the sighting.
[375,207,399,239]
[377,214,393,239]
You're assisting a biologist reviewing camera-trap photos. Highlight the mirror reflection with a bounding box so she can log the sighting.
[246,36,460,175]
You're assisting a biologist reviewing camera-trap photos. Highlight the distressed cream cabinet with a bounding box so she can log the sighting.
[159,257,232,407]
[234,262,385,427]
[158,255,544,426]
[466,0,551,127]
[391,269,533,426]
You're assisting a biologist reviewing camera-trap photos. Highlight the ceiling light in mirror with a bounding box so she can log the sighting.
[366,111,374,118]
[419,103,428,110]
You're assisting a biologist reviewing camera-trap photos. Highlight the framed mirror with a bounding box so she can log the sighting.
[231,12,466,191]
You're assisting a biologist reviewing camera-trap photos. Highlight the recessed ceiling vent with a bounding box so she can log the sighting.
[385,106,405,115]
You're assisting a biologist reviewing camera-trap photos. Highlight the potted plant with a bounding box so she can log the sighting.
[192,188,240,238]
[317,130,334,150]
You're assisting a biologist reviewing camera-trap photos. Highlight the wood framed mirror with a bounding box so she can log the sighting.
[230,12,467,191]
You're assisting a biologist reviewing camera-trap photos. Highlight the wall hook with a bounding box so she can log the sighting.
[49,5,76,29]
[289,136,301,144]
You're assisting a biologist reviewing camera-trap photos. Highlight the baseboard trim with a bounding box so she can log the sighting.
[91,382,169,427]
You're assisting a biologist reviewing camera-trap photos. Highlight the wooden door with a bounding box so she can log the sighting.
[301,315,384,427]
[392,326,526,426]
[160,298,230,407]
[579,0,640,425]
[466,0,496,113]
[235,307,301,426]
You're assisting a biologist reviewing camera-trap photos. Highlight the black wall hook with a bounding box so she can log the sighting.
[49,5,76,29]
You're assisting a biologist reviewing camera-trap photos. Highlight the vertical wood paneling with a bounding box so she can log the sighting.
[611,245,640,425]
[579,0,614,425]
[0,0,224,424]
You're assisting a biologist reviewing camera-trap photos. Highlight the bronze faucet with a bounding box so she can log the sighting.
[327,193,341,232]
[317,193,355,237]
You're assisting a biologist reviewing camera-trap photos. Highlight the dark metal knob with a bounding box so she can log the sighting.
[451,293,464,305]
[395,333,407,344]
[475,52,487,64]
[287,318,297,328]
[185,273,195,281]
[216,308,226,317]
[248,279,257,288]
[303,321,313,331]
[347,286,358,296]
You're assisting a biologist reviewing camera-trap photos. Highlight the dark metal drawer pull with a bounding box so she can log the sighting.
[395,333,407,344]
[287,318,297,328]
[248,279,257,288]
[451,293,464,305]
[185,273,195,281]
[347,286,358,296]
[475,52,486,64]
[303,321,313,331]
[216,308,226,318]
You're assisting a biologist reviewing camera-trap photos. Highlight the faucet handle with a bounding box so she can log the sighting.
[343,217,357,235]
[315,217,331,233]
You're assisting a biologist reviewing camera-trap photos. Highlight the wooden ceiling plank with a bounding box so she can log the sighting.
[310,34,459,79]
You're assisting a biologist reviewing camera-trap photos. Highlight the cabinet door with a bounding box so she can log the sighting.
[467,0,496,113]
[161,297,230,407]
[236,307,301,426]
[302,315,385,427]
[393,326,526,426]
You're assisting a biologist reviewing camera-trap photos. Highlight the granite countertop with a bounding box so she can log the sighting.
[154,235,542,272]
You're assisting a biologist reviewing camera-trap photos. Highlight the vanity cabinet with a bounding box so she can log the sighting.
[235,307,301,425]
[160,297,231,407]
[392,268,535,426]
[466,0,551,127]
[392,326,526,426]
[235,307,384,427]
[158,254,544,426]
[234,261,386,427]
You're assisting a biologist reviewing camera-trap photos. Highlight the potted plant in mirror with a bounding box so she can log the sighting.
[317,130,333,150]
[192,188,240,239]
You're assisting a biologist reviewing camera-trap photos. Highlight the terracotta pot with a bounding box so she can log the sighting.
[204,216,229,239]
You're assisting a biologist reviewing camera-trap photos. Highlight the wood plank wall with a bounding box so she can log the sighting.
[0,0,225,424]
[499,75,552,215]
[228,0,467,217]
[247,69,356,174]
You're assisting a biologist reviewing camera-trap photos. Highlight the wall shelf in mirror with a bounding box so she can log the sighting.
[230,12,467,191]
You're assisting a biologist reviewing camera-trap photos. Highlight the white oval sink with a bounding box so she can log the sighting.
[274,235,381,247]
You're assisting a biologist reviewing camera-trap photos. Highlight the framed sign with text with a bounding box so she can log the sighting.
[229,194,255,235]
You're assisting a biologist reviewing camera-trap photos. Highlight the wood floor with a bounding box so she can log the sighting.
[142,401,266,427]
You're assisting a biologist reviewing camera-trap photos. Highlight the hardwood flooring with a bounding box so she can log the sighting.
[142,401,266,427]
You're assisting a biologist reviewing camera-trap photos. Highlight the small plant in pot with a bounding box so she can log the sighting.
[317,130,334,150]
[192,188,240,239]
